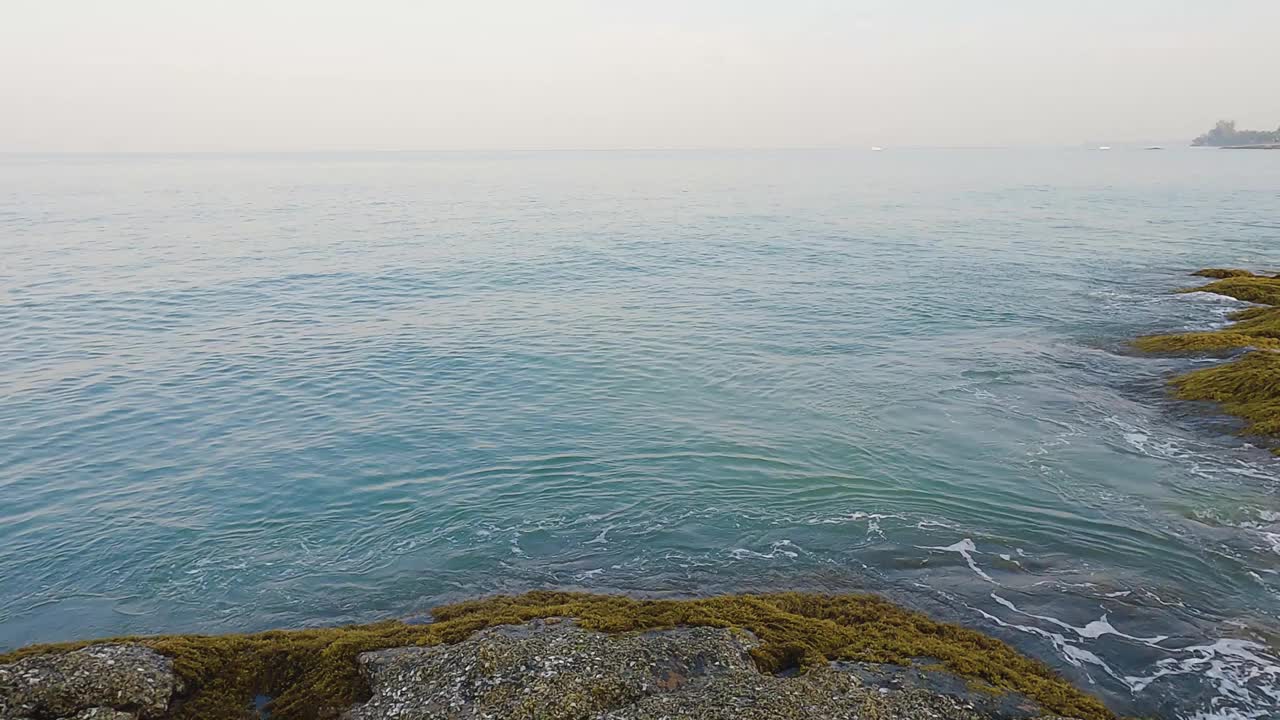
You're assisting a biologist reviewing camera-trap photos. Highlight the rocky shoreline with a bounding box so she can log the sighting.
[1,592,1106,720]
[3,621,1080,720]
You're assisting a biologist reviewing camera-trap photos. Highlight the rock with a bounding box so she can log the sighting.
[343,619,1076,720]
[832,661,1052,719]
[7,707,136,720]
[344,619,757,720]
[0,644,178,720]
[70,710,138,720]
[606,664,992,720]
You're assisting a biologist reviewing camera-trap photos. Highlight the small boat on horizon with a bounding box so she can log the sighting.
[871,146,884,152]
[1098,146,1112,151]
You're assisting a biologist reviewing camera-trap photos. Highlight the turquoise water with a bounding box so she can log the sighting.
[2,149,1278,718]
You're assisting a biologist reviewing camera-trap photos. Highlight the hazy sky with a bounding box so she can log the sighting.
[4,1,1279,151]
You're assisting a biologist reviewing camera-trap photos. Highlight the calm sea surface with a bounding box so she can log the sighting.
[1,149,1278,718]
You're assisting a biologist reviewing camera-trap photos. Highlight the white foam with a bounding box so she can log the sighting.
[971,603,1123,683]
[661,550,716,569]
[729,539,801,561]
[918,538,998,584]
[1177,291,1253,305]
[1125,638,1280,720]
[973,589,1279,718]
[991,592,1168,645]
[1261,533,1280,556]
[917,519,957,530]
[805,511,907,540]
[1106,415,1193,460]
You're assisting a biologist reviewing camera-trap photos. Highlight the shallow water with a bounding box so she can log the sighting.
[1,149,1278,719]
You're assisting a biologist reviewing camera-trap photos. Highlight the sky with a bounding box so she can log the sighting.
[3,1,1279,152]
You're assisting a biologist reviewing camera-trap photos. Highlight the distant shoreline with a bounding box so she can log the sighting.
[1220,143,1280,150]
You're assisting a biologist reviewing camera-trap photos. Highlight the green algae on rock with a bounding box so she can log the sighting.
[1178,274,1280,306]
[0,591,1114,720]
[1171,351,1280,439]
[1135,304,1280,353]
[1134,269,1280,454]
[1225,306,1280,338]
[1132,331,1280,353]
[1192,268,1259,279]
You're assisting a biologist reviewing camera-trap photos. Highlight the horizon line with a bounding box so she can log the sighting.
[0,142,1193,156]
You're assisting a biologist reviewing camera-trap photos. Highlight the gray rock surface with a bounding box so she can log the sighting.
[343,619,1074,720]
[0,644,178,720]
[344,619,756,720]
[70,710,138,720]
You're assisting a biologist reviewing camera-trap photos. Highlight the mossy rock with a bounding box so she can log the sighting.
[1225,306,1280,337]
[1192,268,1258,279]
[0,591,1115,720]
[1134,268,1280,453]
[1172,351,1280,437]
[1133,332,1280,353]
[1178,275,1280,305]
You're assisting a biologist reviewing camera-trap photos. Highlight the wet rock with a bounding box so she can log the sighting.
[0,644,178,720]
[343,619,1077,720]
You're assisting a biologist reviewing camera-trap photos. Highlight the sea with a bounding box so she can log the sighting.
[1,148,1278,719]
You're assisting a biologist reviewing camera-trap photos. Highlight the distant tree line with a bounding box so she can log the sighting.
[1192,120,1280,146]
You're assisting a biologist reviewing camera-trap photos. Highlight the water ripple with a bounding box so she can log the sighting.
[2,150,1279,718]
